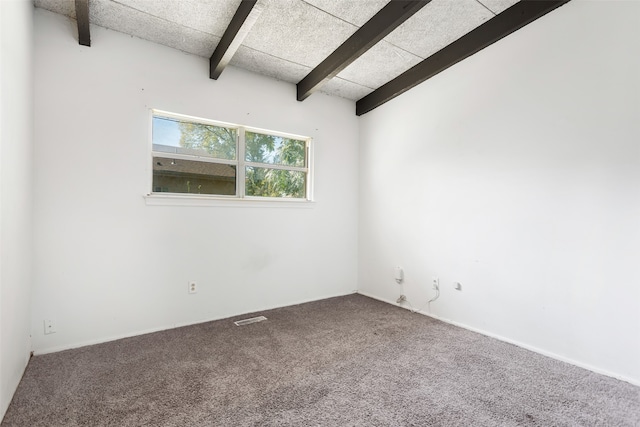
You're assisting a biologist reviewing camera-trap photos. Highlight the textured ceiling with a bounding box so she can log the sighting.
[34,0,520,101]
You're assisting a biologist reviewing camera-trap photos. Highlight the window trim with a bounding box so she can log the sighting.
[146,109,314,204]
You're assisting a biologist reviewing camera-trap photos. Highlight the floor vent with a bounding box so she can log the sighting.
[234,316,267,326]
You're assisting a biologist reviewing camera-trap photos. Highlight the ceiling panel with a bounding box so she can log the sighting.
[301,0,387,26]
[231,45,310,84]
[321,77,372,101]
[337,40,422,89]
[479,0,520,14]
[384,0,494,59]
[241,0,357,68]
[89,0,219,57]
[34,0,76,18]
[231,45,371,101]
[230,46,373,101]
[112,0,242,37]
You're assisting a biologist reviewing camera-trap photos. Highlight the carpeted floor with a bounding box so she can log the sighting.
[2,294,639,426]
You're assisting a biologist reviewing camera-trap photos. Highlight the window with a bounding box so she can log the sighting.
[150,111,312,201]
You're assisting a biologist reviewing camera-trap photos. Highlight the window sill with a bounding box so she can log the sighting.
[144,193,316,208]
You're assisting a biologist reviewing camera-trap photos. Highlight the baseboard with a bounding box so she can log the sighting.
[34,290,358,356]
[356,290,640,387]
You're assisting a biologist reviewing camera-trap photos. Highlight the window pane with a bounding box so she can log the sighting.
[152,116,236,160]
[245,167,306,198]
[153,157,236,195]
[245,132,306,167]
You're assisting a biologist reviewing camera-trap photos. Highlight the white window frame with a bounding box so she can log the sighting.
[146,110,314,206]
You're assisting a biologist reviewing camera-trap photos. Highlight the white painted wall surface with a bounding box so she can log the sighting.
[358,1,640,384]
[0,0,34,419]
[32,10,358,353]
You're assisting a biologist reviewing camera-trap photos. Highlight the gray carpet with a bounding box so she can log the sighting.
[2,294,639,426]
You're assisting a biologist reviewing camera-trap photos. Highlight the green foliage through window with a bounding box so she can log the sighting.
[245,167,306,198]
[179,121,236,160]
[245,132,306,167]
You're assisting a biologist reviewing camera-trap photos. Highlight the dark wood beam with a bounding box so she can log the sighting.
[75,0,91,47]
[356,0,570,116]
[210,0,265,80]
[297,0,430,102]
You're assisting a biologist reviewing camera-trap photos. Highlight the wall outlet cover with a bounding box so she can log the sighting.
[44,319,56,334]
[188,281,197,294]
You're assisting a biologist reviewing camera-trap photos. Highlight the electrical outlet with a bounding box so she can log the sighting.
[188,281,197,294]
[44,319,56,335]
[432,277,439,290]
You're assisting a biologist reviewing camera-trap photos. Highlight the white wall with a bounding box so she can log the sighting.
[32,9,358,353]
[359,0,640,384]
[0,0,34,419]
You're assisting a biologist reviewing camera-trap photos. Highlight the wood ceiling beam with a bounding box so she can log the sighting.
[296,0,430,102]
[75,0,91,47]
[210,0,266,80]
[356,0,571,116]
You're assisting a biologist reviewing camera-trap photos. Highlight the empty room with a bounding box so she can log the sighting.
[1,0,639,425]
